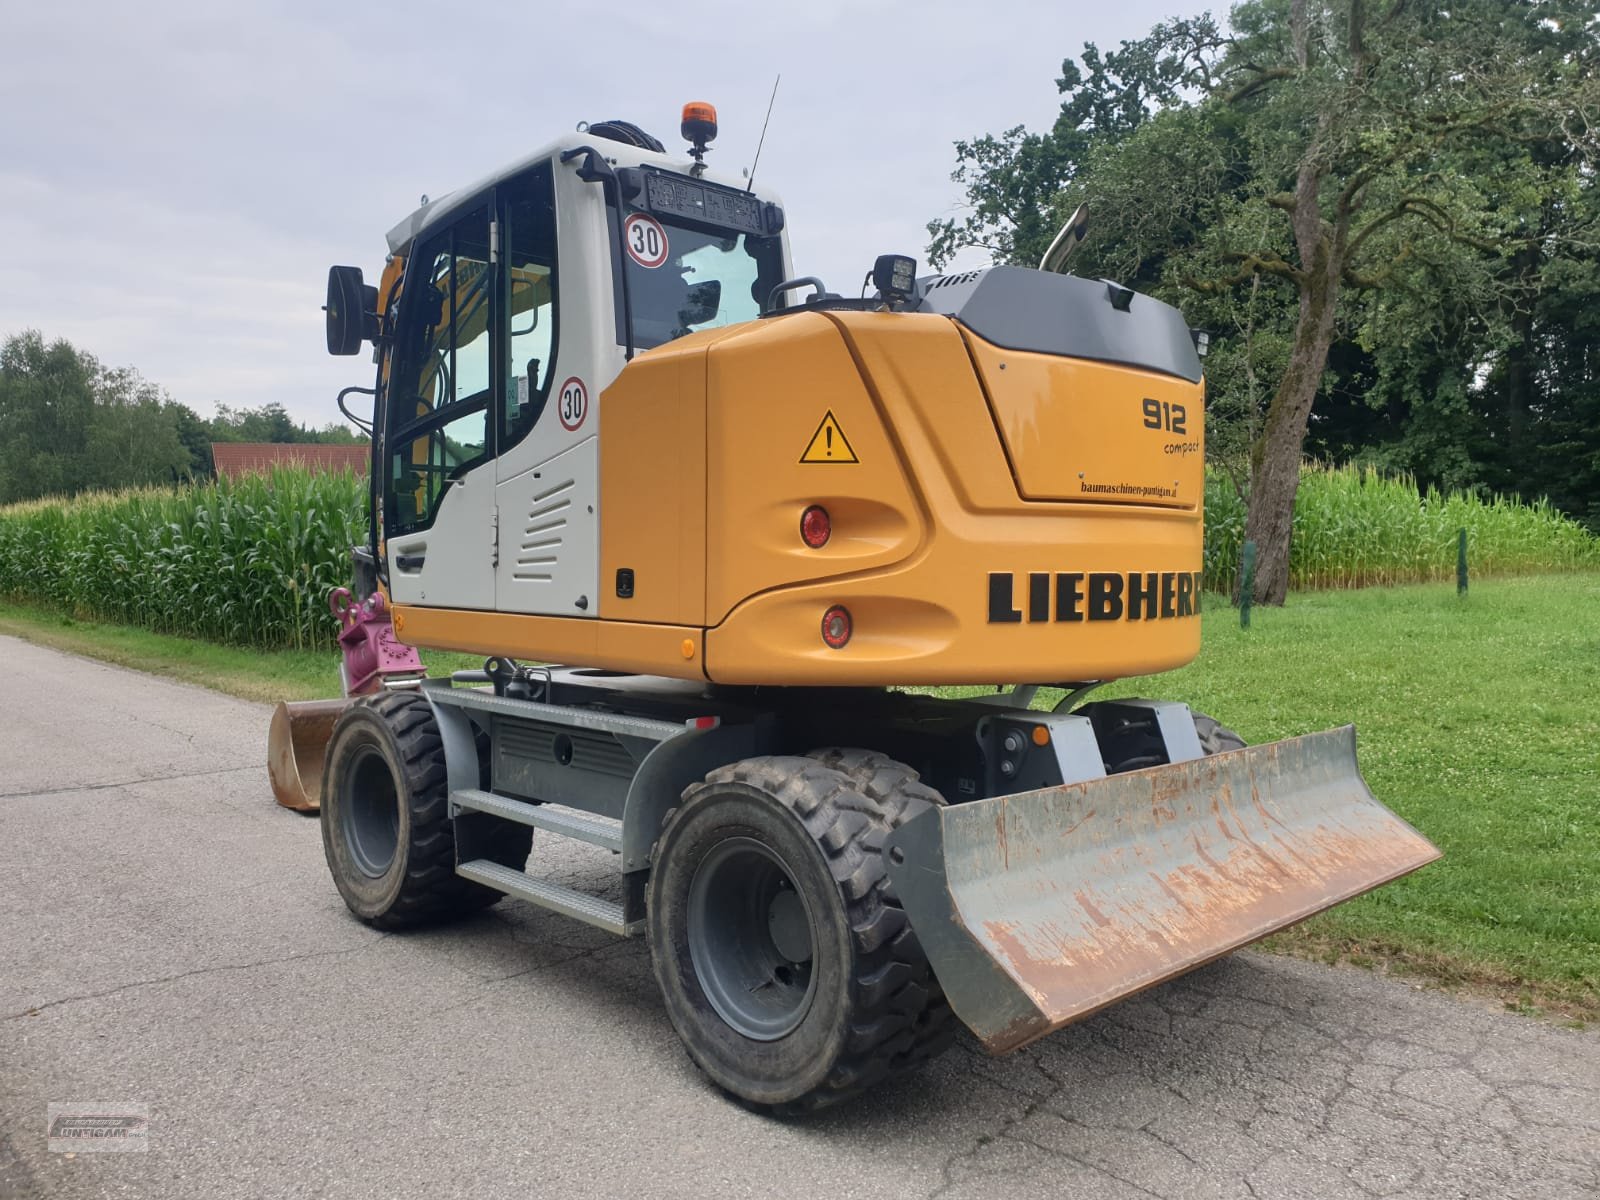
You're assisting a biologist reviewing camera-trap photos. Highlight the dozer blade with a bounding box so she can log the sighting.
[883,726,1439,1054]
[267,699,352,812]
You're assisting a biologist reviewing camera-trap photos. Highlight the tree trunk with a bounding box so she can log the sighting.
[1502,241,1539,471]
[1240,84,1346,608]
[1243,237,1342,604]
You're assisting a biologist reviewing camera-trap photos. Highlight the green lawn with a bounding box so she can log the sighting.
[3,575,1596,1020]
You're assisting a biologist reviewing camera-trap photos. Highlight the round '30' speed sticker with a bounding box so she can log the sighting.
[623,213,669,268]
[557,377,588,431]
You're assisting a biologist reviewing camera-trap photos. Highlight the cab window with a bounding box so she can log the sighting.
[610,209,784,352]
[386,205,491,535]
[499,164,559,452]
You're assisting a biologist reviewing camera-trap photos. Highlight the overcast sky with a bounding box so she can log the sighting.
[0,0,1200,428]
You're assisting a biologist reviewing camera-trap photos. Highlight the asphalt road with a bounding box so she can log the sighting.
[2,635,1597,1200]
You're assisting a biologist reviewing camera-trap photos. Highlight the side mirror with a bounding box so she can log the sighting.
[679,280,722,328]
[325,266,378,356]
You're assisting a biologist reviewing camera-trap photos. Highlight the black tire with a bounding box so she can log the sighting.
[803,748,959,1072]
[1193,712,1247,755]
[320,690,532,930]
[646,755,950,1114]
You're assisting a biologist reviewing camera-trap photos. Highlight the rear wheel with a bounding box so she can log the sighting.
[803,748,958,1072]
[647,755,949,1113]
[320,691,531,929]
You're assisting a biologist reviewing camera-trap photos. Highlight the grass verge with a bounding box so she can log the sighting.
[0,599,481,703]
[4,577,1596,1022]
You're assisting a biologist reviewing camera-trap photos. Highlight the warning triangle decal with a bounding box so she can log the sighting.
[799,410,859,464]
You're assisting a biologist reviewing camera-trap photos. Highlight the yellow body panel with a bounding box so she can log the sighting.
[963,333,1203,508]
[597,333,711,625]
[704,313,923,624]
[701,313,1204,685]
[394,604,704,677]
[394,309,1207,687]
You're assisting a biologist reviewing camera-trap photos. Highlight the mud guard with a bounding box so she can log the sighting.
[884,726,1440,1054]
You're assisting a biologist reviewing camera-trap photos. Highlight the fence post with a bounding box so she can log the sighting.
[1240,540,1257,629]
[1457,528,1468,596]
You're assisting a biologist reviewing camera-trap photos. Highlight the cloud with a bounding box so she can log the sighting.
[2,0,1192,424]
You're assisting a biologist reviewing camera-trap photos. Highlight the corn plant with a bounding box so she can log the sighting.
[1,463,1596,652]
[0,469,365,651]
[1204,464,1600,592]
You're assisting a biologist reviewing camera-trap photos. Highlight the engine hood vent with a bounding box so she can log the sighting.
[916,266,1203,384]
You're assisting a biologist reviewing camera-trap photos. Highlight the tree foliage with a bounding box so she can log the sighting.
[0,331,364,505]
[930,0,1600,600]
[209,401,364,447]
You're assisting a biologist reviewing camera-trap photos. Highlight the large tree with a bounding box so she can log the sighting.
[209,401,366,446]
[0,331,98,502]
[0,332,371,503]
[0,332,196,503]
[931,0,1599,600]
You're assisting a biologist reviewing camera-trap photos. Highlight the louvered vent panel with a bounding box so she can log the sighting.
[513,478,574,582]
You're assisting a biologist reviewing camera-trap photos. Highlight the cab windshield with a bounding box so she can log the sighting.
[617,214,784,351]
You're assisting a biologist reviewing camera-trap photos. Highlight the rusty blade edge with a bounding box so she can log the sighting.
[976,843,1441,1055]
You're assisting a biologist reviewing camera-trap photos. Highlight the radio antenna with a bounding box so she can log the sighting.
[745,75,780,193]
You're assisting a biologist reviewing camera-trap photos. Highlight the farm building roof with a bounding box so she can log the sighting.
[211,443,369,478]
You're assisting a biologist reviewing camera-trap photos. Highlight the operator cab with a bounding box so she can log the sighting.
[324,108,794,618]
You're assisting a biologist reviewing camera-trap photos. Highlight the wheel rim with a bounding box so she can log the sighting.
[686,836,818,1041]
[340,744,400,878]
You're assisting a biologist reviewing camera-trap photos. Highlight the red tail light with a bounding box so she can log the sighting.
[800,505,831,548]
[821,605,852,649]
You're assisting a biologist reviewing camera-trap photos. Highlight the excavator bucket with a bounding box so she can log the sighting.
[266,586,428,813]
[267,699,352,812]
[884,726,1439,1054]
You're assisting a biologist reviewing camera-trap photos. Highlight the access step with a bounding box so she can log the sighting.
[451,789,622,852]
[456,859,641,936]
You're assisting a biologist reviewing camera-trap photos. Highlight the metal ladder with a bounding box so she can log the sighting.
[451,788,642,936]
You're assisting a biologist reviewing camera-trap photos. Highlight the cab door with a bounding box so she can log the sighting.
[383,202,498,610]
[493,160,611,618]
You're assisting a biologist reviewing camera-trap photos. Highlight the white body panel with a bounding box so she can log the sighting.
[494,160,628,617]
[386,459,496,609]
[496,437,599,614]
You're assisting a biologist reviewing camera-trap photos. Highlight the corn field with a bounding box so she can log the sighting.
[1203,464,1600,591]
[0,464,1595,653]
[0,469,364,651]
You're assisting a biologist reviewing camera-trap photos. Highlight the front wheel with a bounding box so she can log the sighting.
[646,756,945,1113]
[320,691,530,929]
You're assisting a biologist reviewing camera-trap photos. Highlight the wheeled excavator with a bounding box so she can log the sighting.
[269,106,1438,1112]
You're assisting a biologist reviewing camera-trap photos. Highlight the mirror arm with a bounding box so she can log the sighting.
[336,385,376,436]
